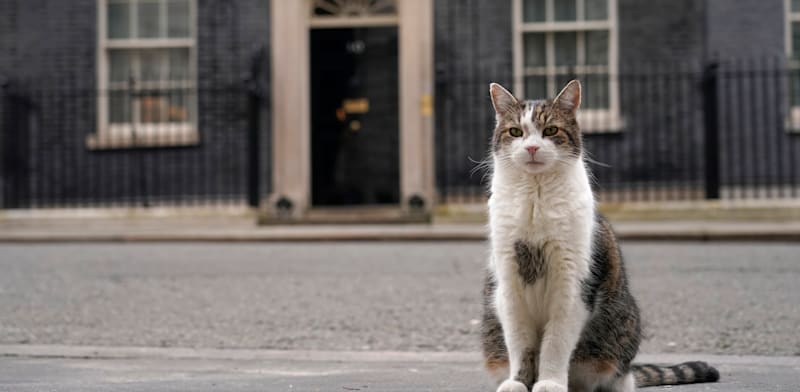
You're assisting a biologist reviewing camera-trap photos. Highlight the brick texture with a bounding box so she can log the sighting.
[0,0,270,207]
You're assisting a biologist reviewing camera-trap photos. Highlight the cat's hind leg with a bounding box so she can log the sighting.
[604,373,635,392]
[567,360,620,392]
[485,357,509,386]
[481,273,510,385]
[489,348,538,391]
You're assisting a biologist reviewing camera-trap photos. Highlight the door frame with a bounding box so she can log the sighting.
[266,0,434,220]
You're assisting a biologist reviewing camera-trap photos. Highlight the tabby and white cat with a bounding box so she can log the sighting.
[481,81,719,392]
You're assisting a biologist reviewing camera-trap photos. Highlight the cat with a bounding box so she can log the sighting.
[480,80,720,392]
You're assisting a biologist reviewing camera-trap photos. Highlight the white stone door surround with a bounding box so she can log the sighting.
[267,0,434,219]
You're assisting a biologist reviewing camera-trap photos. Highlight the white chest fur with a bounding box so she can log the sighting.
[488,159,595,253]
[487,159,596,319]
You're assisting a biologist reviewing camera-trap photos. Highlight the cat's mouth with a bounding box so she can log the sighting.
[525,160,545,166]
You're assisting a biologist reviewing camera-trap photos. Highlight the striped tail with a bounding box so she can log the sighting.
[632,361,720,387]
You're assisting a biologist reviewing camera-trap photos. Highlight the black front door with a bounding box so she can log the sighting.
[310,27,399,206]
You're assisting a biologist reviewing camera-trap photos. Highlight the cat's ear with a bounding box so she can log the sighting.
[489,83,519,116]
[554,80,581,114]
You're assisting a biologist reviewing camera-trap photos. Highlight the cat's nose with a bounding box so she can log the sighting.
[526,145,540,156]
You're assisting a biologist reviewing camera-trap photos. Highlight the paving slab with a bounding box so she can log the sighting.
[0,346,798,392]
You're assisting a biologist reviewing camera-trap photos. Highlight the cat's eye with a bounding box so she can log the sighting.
[508,127,523,137]
[542,127,559,137]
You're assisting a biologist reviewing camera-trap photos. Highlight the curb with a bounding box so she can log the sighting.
[1,233,799,242]
[1,223,800,242]
[0,344,479,363]
[0,226,485,243]
[2,345,799,367]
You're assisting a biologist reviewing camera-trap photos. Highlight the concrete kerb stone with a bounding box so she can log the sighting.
[2,344,799,369]
[0,344,478,363]
[435,199,800,223]
[2,200,800,241]
[1,222,800,242]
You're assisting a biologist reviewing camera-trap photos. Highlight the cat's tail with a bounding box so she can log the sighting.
[631,361,719,387]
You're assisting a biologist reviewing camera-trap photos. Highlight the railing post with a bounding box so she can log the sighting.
[127,75,150,207]
[0,78,33,209]
[246,48,265,208]
[702,61,721,199]
[0,77,6,209]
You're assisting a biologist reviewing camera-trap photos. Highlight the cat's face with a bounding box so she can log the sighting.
[489,81,582,175]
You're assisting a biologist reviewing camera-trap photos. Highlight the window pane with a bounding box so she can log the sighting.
[523,33,546,67]
[584,0,607,20]
[168,49,190,81]
[554,0,577,21]
[167,91,189,122]
[368,1,397,15]
[137,0,161,38]
[585,30,608,65]
[554,32,577,66]
[555,74,575,95]
[793,0,800,13]
[792,70,800,106]
[313,0,396,16]
[167,0,190,37]
[793,22,800,59]
[522,0,545,22]
[109,50,132,82]
[525,75,547,99]
[140,50,166,81]
[107,2,131,39]
[109,92,131,123]
[583,73,609,109]
[140,95,167,123]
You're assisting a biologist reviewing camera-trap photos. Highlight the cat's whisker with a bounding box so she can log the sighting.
[582,151,611,168]
[469,155,492,177]
[468,155,485,165]
[470,154,500,186]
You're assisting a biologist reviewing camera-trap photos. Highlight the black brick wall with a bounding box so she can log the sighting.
[0,0,96,83]
[0,0,270,207]
[434,0,513,195]
[705,0,798,191]
[618,0,706,61]
[2,0,798,207]
[585,0,709,195]
[707,0,785,58]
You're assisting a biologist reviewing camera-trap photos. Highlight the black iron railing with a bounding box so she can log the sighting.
[436,59,800,204]
[0,75,266,209]
[2,58,800,209]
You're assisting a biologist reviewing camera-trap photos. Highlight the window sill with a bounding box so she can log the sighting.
[86,123,199,150]
[578,110,625,134]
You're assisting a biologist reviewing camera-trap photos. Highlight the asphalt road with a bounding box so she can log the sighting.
[1,241,799,356]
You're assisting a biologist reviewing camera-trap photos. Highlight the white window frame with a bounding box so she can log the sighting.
[90,0,199,149]
[512,0,622,132]
[785,0,800,132]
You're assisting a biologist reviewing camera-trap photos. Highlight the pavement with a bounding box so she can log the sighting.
[1,346,799,391]
[2,215,800,241]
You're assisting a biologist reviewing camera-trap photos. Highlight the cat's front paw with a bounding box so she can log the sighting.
[531,380,566,392]
[496,379,528,392]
